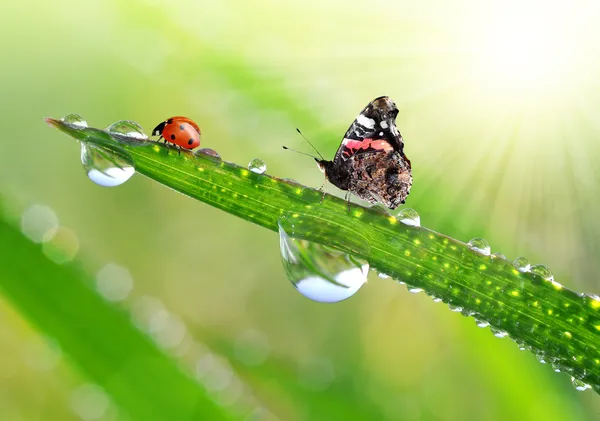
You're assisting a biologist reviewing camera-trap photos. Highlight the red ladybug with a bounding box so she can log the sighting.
[152,116,201,153]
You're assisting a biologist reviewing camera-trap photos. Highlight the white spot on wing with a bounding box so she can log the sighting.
[379,121,388,129]
[356,114,375,129]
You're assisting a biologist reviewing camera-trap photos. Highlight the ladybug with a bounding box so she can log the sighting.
[152,116,201,153]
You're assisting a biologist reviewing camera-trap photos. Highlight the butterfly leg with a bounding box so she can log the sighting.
[318,177,328,204]
[345,191,352,211]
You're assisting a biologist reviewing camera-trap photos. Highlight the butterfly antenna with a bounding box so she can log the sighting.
[295,128,325,160]
[282,145,319,159]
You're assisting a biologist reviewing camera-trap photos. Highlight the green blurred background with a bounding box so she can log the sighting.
[1,0,600,419]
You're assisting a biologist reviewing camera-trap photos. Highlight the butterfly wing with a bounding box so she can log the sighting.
[332,96,407,166]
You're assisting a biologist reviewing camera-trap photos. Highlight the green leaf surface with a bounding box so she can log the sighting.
[0,203,233,421]
[46,117,600,393]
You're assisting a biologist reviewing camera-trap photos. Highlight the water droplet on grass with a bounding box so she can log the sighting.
[194,148,222,161]
[106,120,148,140]
[408,287,423,294]
[21,204,59,243]
[476,319,490,328]
[278,218,368,303]
[81,144,135,187]
[530,264,553,280]
[491,328,508,338]
[467,238,491,255]
[248,158,267,174]
[395,208,420,227]
[61,113,87,128]
[571,377,590,391]
[377,272,390,279]
[512,257,531,272]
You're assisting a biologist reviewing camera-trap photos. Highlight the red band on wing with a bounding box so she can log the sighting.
[342,138,393,157]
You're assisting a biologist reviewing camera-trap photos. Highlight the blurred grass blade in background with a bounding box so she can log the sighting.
[0,203,234,421]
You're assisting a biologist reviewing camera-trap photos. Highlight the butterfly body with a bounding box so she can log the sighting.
[316,96,412,209]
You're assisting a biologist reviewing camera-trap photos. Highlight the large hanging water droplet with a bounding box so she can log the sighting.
[81,144,135,187]
[467,238,491,256]
[395,208,420,227]
[278,218,368,303]
[530,264,554,280]
[248,158,267,174]
[106,120,148,140]
[61,113,87,128]
[194,148,222,162]
[571,377,590,391]
[512,256,531,272]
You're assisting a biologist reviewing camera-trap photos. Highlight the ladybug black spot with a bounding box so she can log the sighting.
[180,125,185,131]
[170,134,176,140]
[188,138,194,145]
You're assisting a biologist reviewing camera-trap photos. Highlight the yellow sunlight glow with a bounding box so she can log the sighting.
[467,2,589,100]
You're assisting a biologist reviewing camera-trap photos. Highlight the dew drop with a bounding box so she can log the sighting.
[395,208,420,227]
[571,377,591,391]
[490,328,508,338]
[248,158,267,174]
[476,319,490,328]
[81,144,135,187]
[467,238,491,256]
[377,272,390,279]
[278,217,368,303]
[194,148,222,162]
[512,256,531,272]
[61,113,88,128]
[530,264,554,280]
[106,120,148,140]
[448,304,463,312]
[491,253,506,260]
[432,297,443,303]
[408,287,423,294]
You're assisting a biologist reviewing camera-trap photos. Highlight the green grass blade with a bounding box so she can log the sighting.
[46,118,600,393]
[0,205,234,420]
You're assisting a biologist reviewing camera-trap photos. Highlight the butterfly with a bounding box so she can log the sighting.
[315,96,412,209]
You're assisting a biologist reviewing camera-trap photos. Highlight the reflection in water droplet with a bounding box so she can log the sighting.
[42,226,79,264]
[512,256,531,272]
[448,304,463,312]
[95,263,134,302]
[467,238,491,256]
[491,253,506,260]
[21,204,59,243]
[571,377,590,391]
[408,287,423,294]
[61,113,88,128]
[194,148,222,162]
[106,120,148,140]
[476,320,490,328]
[530,264,554,280]
[377,272,390,279]
[395,208,420,227]
[81,144,135,187]
[248,158,267,174]
[70,383,110,421]
[278,218,368,303]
